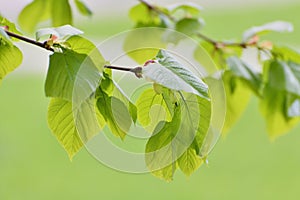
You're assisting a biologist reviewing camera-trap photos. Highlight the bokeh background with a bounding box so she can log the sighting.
[0,0,300,199]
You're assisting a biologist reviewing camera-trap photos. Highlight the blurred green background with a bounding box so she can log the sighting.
[1,1,300,200]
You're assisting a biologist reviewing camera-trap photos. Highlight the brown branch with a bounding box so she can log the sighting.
[4,30,54,52]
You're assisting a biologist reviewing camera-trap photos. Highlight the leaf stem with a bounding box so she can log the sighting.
[5,30,54,52]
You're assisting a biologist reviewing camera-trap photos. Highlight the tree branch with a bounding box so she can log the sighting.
[5,30,54,52]
[137,0,254,49]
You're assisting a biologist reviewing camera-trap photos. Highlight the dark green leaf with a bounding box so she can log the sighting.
[74,0,92,16]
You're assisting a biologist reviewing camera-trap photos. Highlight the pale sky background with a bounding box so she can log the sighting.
[1,0,300,21]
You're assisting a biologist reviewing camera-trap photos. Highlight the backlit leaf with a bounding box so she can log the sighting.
[143,49,209,99]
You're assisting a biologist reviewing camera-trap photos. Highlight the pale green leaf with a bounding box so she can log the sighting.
[272,46,300,63]
[74,0,92,16]
[175,18,203,36]
[227,56,262,93]
[52,0,72,27]
[45,50,101,101]
[96,89,132,139]
[48,98,83,160]
[129,3,162,27]
[178,145,202,177]
[222,72,251,134]
[143,49,209,99]
[243,21,293,42]
[66,35,106,70]
[123,28,165,64]
[36,25,83,41]
[260,60,299,139]
[18,0,51,33]
[0,41,23,84]
[48,97,101,160]
[169,2,202,18]
[136,88,173,132]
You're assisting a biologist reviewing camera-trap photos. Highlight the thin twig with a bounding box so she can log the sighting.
[137,0,253,49]
[5,30,54,52]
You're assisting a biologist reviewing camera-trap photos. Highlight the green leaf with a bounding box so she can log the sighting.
[123,28,166,64]
[36,25,83,41]
[48,98,80,160]
[222,71,251,134]
[52,0,72,27]
[243,21,293,42]
[145,93,210,180]
[66,35,105,70]
[129,3,162,27]
[18,0,51,33]
[260,60,299,138]
[96,89,132,140]
[74,0,92,16]
[170,2,202,18]
[136,87,173,132]
[1,16,22,42]
[272,46,300,63]
[177,144,203,177]
[175,18,203,36]
[45,50,101,101]
[0,41,23,84]
[143,49,209,99]
[227,56,262,94]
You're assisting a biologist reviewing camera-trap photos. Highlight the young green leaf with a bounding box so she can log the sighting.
[0,41,23,84]
[45,50,101,101]
[36,25,83,41]
[74,0,92,16]
[123,28,166,64]
[1,16,23,41]
[136,87,173,132]
[169,2,202,18]
[48,98,83,160]
[143,49,209,99]
[18,0,51,33]
[175,18,203,36]
[96,89,132,140]
[243,21,293,42]
[227,56,262,94]
[129,3,162,27]
[272,46,300,63]
[66,35,106,70]
[52,0,72,27]
[260,60,300,138]
[222,71,251,134]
